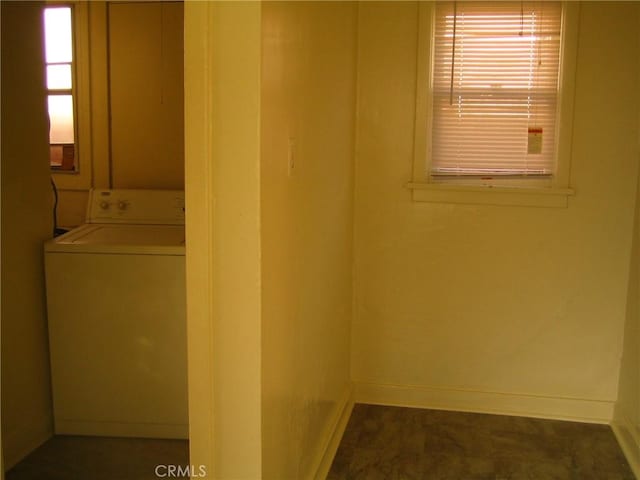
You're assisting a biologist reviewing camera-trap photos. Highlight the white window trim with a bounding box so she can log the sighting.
[50,0,92,190]
[409,2,579,208]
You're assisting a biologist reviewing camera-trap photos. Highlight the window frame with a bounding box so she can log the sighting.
[46,0,92,190]
[409,1,579,208]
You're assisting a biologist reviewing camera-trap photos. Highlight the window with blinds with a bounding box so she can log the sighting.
[430,1,562,179]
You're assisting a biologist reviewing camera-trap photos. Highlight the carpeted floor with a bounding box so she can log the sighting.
[328,404,635,480]
[6,436,189,480]
[6,405,635,479]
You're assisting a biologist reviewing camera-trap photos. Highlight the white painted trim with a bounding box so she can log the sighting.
[184,1,215,475]
[53,421,188,440]
[408,182,574,208]
[612,413,640,479]
[185,3,263,478]
[354,381,614,424]
[411,1,433,185]
[312,386,355,480]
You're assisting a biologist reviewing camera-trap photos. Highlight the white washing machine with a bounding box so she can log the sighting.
[44,189,187,439]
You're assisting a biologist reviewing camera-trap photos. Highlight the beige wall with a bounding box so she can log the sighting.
[613,121,640,475]
[56,1,184,228]
[1,1,55,469]
[352,2,640,421]
[109,2,184,190]
[260,2,356,478]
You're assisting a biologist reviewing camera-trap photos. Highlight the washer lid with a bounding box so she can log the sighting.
[45,224,185,255]
[67,224,184,245]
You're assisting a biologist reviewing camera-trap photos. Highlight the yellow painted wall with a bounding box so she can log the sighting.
[260,2,357,478]
[1,1,54,469]
[109,1,184,190]
[613,12,640,463]
[353,2,640,420]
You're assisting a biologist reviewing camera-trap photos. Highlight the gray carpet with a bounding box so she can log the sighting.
[6,436,189,480]
[328,404,635,480]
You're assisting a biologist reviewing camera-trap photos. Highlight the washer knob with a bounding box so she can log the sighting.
[117,201,129,211]
[99,200,110,210]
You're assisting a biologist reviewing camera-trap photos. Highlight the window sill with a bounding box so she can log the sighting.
[407,182,574,208]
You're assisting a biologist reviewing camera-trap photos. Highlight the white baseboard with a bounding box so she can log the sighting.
[3,416,52,471]
[612,413,640,479]
[354,381,614,424]
[54,420,188,439]
[312,386,354,480]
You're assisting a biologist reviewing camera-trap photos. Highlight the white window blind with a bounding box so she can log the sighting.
[431,1,562,178]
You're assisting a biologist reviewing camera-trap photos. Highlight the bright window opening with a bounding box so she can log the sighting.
[44,6,76,171]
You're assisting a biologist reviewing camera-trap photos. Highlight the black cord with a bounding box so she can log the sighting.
[50,177,68,237]
[51,177,58,237]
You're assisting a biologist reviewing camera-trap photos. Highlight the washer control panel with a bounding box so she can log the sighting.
[87,189,185,225]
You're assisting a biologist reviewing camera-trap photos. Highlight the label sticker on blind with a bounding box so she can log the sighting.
[527,127,543,154]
